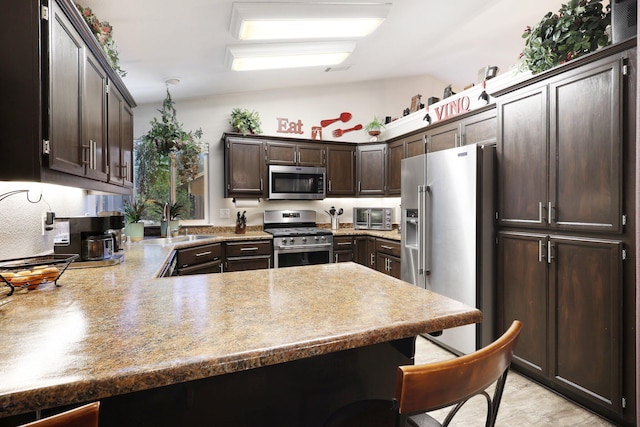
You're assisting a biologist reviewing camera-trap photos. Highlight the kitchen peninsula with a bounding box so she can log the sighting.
[0,239,481,426]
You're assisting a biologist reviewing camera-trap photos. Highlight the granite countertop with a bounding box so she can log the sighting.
[0,235,480,417]
[331,227,401,241]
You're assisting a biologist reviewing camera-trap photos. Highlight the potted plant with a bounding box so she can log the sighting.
[364,117,386,141]
[520,0,610,74]
[230,108,262,135]
[122,198,147,242]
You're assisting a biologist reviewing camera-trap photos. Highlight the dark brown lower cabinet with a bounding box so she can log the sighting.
[333,236,354,263]
[375,238,401,279]
[498,231,624,419]
[224,240,272,272]
[354,236,376,269]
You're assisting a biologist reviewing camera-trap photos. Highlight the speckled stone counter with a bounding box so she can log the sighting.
[0,238,480,421]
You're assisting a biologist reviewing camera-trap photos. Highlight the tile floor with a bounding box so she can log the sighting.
[414,336,615,426]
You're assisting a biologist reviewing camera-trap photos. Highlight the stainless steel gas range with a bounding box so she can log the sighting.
[263,210,333,268]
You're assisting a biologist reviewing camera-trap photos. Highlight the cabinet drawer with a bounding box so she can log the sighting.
[375,239,401,257]
[225,240,272,257]
[178,260,223,275]
[176,243,223,268]
[333,235,354,250]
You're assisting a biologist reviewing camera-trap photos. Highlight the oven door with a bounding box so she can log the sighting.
[269,165,326,200]
[273,243,333,268]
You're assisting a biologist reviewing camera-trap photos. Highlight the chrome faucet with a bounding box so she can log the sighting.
[162,202,169,222]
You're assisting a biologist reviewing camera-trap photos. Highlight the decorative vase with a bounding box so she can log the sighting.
[126,222,144,242]
[169,220,180,236]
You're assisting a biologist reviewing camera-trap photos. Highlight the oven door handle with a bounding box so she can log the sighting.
[276,243,333,250]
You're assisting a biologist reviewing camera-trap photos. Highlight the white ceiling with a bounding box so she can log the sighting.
[80,0,567,105]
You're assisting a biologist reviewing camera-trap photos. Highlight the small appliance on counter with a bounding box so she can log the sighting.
[53,216,115,262]
[99,211,125,251]
[353,207,394,230]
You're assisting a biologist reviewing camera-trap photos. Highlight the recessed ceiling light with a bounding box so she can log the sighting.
[229,2,391,40]
[226,42,356,71]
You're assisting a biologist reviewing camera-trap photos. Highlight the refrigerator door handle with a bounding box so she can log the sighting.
[419,185,431,278]
[417,185,424,277]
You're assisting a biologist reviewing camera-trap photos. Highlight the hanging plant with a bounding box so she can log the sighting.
[75,3,127,77]
[137,88,207,189]
[519,0,610,74]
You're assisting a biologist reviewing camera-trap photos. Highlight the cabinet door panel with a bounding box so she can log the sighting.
[107,85,124,185]
[225,138,265,197]
[121,104,134,187]
[462,110,496,145]
[297,144,325,166]
[498,232,548,375]
[405,133,426,158]
[83,52,107,181]
[357,144,386,195]
[49,4,84,176]
[266,142,296,164]
[326,145,355,196]
[550,237,622,413]
[549,58,622,232]
[427,124,458,153]
[497,86,548,228]
[387,140,405,195]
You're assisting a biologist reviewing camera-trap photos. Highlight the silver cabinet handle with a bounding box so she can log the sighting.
[370,253,375,266]
[337,242,351,246]
[334,253,338,263]
[328,180,332,192]
[538,240,544,263]
[548,202,555,224]
[240,247,259,251]
[380,245,394,250]
[195,251,212,257]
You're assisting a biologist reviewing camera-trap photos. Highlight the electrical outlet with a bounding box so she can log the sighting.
[219,208,230,219]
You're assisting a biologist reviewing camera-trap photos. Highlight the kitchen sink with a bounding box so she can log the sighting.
[137,235,216,245]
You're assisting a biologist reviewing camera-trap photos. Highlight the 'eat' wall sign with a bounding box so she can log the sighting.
[276,118,303,135]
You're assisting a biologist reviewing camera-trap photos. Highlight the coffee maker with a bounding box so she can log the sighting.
[53,216,114,261]
[99,211,125,251]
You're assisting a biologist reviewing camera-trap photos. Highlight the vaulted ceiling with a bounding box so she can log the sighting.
[80,0,567,105]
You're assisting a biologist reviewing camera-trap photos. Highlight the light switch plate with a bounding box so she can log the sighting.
[219,209,230,219]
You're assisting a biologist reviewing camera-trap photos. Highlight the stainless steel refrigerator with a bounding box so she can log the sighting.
[400,143,496,355]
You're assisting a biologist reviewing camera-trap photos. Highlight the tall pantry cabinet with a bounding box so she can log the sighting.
[495,39,636,426]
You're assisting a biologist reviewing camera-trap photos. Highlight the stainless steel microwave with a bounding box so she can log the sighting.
[268,165,326,200]
[353,207,394,230]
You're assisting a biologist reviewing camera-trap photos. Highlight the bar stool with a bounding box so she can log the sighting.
[324,320,522,427]
[20,402,99,427]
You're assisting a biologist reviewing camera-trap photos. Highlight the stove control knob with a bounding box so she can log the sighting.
[281,238,288,245]
[289,238,295,243]
[320,236,326,241]
[314,236,319,241]
[302,237,307,242]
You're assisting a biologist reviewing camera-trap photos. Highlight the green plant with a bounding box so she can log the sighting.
[153,201,184,221]
[364,117,386,133]
[75,3,126,77]
[137,88,206,191]
[520,0,610,74]
[230,108,262,135]
[122,199,147,224]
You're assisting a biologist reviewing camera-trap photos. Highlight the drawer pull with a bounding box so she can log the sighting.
[337,242,351,246]
[380,245,394,250]
[240,247,259,251]
[195,251,212,257]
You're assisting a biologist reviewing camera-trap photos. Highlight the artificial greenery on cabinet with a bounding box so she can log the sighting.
[520,0,611,74]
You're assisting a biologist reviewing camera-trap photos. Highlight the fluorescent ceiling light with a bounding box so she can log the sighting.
[226,42,356,71]
[229,2,391,40]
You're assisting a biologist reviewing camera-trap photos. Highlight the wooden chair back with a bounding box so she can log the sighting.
[395,320,522,424]
[20,402,99,427]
